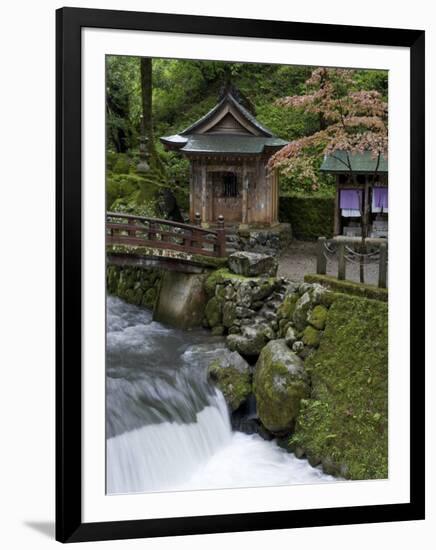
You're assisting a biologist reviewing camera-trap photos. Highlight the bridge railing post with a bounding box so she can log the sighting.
[148,220,157,241]
[215,215,226,257]
[194,212,201,226]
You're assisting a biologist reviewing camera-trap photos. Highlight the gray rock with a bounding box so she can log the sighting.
[228,251,278,277]
[227,324,271,357]
[285,326,297,347]
[293,291,312,331]
[222,302,237,328]
[292,340,304,353]
[235,282,254,308]
[235,306,256,318]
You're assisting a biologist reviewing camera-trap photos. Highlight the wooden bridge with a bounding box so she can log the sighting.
[106,212,227,273]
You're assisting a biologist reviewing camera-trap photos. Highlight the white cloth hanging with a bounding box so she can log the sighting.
[341,209,361,217]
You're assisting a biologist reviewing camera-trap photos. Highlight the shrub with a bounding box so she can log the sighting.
[279,195,335,240]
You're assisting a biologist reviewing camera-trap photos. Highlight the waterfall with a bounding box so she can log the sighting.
[106,296,335,495]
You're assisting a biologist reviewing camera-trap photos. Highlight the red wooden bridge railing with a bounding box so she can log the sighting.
[106,212,227,258]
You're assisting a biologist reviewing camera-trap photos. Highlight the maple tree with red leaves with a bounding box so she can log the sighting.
[270,67,388,254]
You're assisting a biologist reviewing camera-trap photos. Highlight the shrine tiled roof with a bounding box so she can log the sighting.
[320,151,388,173]
[161,134,288,154]
[160,91,287,156]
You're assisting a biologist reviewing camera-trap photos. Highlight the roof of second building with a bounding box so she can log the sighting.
[320,150,388,173]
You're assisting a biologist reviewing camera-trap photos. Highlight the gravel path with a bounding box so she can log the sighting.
[277,240,383,286]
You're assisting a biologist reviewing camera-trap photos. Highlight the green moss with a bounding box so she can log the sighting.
[112,154,132,174]
[291,294,388,479]
[302,325,321,347]
[142,287,157,308]
[204,268,259,297]
[304,274,388,302]
[106,265,162,310]
[204,296,222,327]
[253,340,309,434]
[292,291,312,331]
[208,356,251,412]
[309,305,328,330]
[279,195,335,240]
[277,293,298,320]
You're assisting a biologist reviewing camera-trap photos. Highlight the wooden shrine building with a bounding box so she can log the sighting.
[160,92,288,227]
[320,151,388,238]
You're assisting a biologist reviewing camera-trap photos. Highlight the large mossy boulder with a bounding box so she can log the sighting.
[207,350,252,412]
[228,251,278,277]
[253,339,310,434]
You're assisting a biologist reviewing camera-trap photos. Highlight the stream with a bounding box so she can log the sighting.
[106,295,334,494]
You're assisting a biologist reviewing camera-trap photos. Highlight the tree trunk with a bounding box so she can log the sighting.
[140,57,153,154]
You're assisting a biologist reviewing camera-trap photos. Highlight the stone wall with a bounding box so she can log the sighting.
[106,265,162,309]
[204,268,331,361]
[205,266,388,480]
[231,223,292,254]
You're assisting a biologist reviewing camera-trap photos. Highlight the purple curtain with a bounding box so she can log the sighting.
[339,189,362,210]
[373,187,388,209]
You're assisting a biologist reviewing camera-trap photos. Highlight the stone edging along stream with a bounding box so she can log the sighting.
[107,252,388,481]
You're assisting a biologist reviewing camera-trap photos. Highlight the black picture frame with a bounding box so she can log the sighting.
[56,7,425,543]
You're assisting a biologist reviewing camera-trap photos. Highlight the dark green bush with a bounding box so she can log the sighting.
[279,195,335,240]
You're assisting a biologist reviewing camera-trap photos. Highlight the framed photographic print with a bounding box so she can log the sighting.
[56,7,425,543]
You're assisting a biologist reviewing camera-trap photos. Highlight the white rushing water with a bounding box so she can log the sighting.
[106,296,335,494]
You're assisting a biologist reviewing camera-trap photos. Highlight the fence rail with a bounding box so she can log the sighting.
[106,212,227,258]
[316,236,388,288]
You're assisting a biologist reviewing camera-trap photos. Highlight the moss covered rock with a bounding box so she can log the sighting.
[277,292,299,320]
[284,326,297,347]
[204,268,263,297]
[228,251,278,277]
[253,339,310,434]
[292,291,312,331]
[291,294,388,480]
[226,324,270,357]
[304,274,388,302]
[302,325,321,347]
[309,304,328,330]
[205,296,222,327]
[222,302,237,328]
[208,350,252,412]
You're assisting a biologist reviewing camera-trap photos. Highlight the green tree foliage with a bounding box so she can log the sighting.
[105,57,387,212]
[106,56,141,153]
